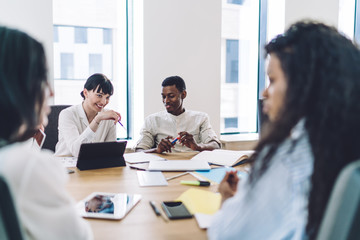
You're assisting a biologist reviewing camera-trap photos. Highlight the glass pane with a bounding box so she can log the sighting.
[227,0,245,5]
[89,54,103,75]
[54,26,59,43]
[221,0,260,133]
[267,0,285,43]
[53,0,128,138]
[338,0,355,40]
[226,40,239,83]
[60,53,74,79]
[103,29,112,44]
[74,27,88,44]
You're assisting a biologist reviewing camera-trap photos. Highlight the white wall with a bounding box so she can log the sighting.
[143,0,222,135]
[285,0,340,28]
[0,0,54,92]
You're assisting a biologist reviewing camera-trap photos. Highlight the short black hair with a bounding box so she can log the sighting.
[0,26,47,143]
[161,76,186,92]
[80,73,114,99]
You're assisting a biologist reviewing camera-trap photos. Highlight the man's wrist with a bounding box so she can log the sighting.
[194,144,202,151]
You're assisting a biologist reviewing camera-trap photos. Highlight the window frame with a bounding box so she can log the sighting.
[220,0,268,135]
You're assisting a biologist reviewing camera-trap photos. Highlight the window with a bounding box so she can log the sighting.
[60,53,74,79]
[74,27,88,44]
[225,117,238,129]
[89,54,103,75]
[221,0,261,134]
[54,26,59,42]
[103,29,112,44]
[226,40,239,83]
[227,0,245,5]
[356,0,360,44]
[338,0,356,40]
[53,0,129,139]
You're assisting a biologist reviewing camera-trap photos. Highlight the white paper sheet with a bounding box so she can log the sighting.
[194,213,215,229]
[148,160,210,171]
[57,157,78,167]
[124,152,165,164]
[137,171,168,186]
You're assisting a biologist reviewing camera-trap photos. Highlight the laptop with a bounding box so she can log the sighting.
[76,141,127,170]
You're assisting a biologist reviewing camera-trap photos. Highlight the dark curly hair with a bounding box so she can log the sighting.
[249,21,360,239]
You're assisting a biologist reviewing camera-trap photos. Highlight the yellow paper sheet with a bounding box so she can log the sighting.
[176,188,221,215]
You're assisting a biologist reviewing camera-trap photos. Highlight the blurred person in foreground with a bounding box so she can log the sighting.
[208,21,360,240]
[0,26,93,239]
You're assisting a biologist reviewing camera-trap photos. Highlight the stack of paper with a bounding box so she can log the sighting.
[148,160,210,171]
[124,152,165,164]
[191,149,254,167]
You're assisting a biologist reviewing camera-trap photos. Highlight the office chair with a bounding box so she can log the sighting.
[0,176,24,240]
[42,105,71,152]
[316,160,360,240]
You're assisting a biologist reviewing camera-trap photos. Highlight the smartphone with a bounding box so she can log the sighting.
[161,201,192,220]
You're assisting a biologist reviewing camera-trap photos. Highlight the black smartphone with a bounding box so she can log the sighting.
[161,201,193,220]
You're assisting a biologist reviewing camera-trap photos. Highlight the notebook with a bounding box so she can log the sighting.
[191,149,254,167]
[148,160,210,171]
[76,141,127,170]
[137,171,168,186]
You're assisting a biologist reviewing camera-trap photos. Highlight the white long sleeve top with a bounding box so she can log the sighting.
[0,142,93,240]
[134,110,220,152]
[208,120,314,240]
[55,104,117,157]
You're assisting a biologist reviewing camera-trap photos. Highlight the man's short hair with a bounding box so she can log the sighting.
[161,76,186,92]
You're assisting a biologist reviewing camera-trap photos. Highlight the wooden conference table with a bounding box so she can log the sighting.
[66,152,249,240]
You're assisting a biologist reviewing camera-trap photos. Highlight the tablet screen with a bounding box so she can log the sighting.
[85,194,115,214]
[77,192,141,220]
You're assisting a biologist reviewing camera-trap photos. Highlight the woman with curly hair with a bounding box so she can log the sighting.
[208,21,360,240]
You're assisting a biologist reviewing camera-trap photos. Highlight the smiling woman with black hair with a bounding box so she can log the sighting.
[55,73,121,157]
[0,26,92,239]
[208,21,360,240]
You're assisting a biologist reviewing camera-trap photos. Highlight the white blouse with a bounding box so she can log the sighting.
[0,142,93,240]
[55,104,117,157]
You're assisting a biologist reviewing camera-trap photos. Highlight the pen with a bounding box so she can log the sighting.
[149,201,160,216]
[166,172,189,181]
[180,180,211,186]
[149,201,168,222]
[118,120,127,130]
[188,172,206,181]
[171,137,180,145]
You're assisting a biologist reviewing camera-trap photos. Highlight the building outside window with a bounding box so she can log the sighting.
[221,0,260,133]
[60,53,74,79]
[74,27,88,44]
[53,0,128,139]
[89,54,103,75]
